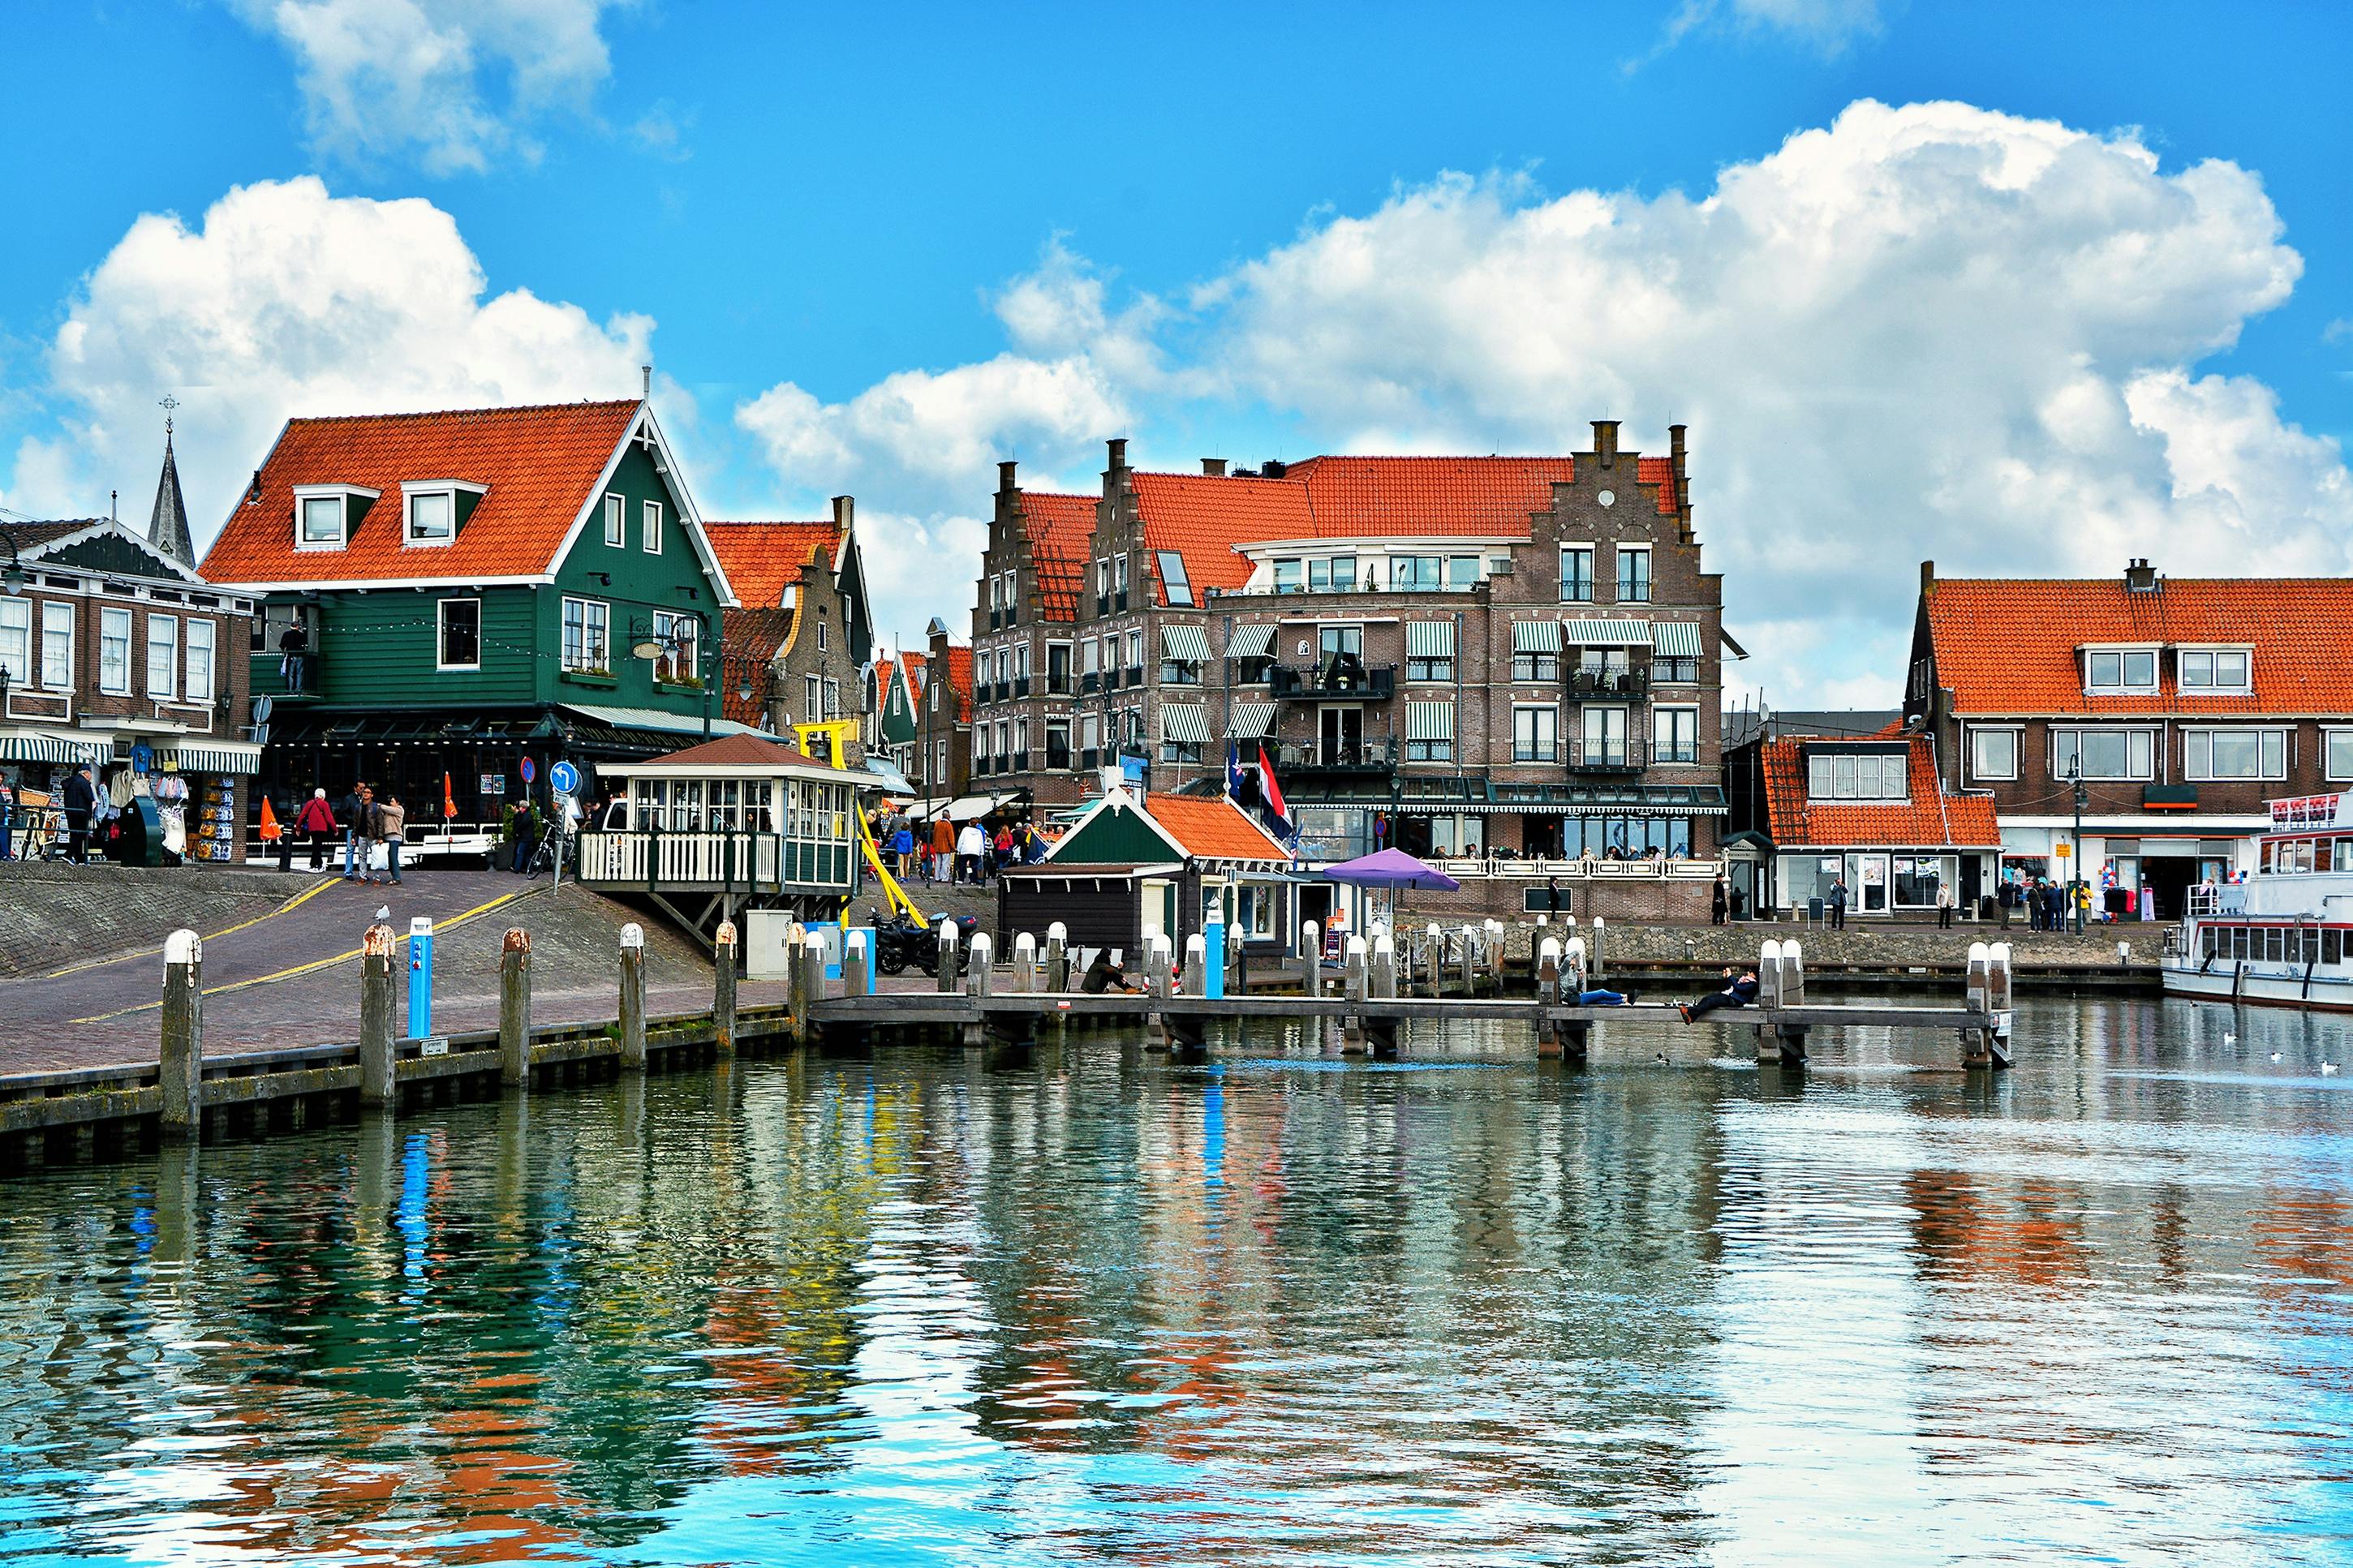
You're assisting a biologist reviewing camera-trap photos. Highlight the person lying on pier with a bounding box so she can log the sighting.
[1576,987,1635,1006]
[1080,950,1145,994]
[1678,968,1760,1024]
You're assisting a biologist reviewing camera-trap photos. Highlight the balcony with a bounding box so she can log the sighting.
[1013,676,1031,698]
[1274,737,1397,778]
[1271,662,1396,702]
[1566,667,1649,699]
[1565,737,1648,775]
[1103,667,1121,693]
[1121,667,1146,689]
[1081,671,1100,695]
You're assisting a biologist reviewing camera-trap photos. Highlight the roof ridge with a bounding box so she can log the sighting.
[285,399,642,427]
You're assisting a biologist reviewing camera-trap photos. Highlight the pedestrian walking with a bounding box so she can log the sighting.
[1936,880,1955,929]
[1828,876,1849,931]
[930,814,955,883]
[295,788,338,870]
[61,763,98,864]
[1711,875,1730,926]
[1546,875,1564,917]
[1998,874,2013,930]
[889,821,914,878]
[375,793,407,885]
[510,799,538,874]
[956,820,984,885]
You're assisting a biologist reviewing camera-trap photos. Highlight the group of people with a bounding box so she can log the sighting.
[2000,874,2084,932]
[283,783,407,884]
[862,810,1049,886]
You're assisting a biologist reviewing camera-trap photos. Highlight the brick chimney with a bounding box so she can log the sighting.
[1667,423,1690,539]
[2125,557,2158,593]
[997,460,1017,495]
[1591,419,1620,468]
[1201,458,1228,477]
[1107,437,1128,474]
[832,495,854,531]
[1921,559,1936,597]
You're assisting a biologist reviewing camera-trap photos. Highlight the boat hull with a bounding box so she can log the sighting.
[2162,962,2353,1012]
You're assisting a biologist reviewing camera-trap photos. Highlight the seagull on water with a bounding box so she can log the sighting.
[2324,1063,2340,1076]
[2223,1032,2236,1046]
[2271,1052,2284,1063]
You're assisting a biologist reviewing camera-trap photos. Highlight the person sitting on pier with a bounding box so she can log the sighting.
[1080,949,1145,994]
[1678,968,1760,1024]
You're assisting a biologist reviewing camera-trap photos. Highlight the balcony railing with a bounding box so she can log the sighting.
[1161,662,1203,686]
[1013,676,1031,698]
[1566,667,1649,699]
[1009,750,1030,772]
[1047,674,1073,696]
[1565,737,1648,774]
[1103,667,1121,693]
[1121,667,1146,689]
[1081,671,1100,695]
[1274,737,1397,776]
[577,830,854,893]
[1271,662,1396,702]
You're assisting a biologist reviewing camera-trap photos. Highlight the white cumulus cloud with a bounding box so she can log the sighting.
[13,176,652,543]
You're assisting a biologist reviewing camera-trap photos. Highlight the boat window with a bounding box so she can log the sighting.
[2326,930,2343,966]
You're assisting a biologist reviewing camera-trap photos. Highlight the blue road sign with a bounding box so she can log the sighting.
[549,761,579,796]
[519,756,536,785]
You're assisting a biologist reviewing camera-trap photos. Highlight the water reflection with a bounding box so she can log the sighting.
[0,1000,2347,1565]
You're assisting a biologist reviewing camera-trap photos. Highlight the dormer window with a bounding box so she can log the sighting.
[292,483,377,551]
[1807,747,1908,801]
[401,480,486,548]
[2178,648,2250,692]
[2084,647,2157,694]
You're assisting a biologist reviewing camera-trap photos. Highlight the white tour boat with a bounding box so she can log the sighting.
[2164,792,2353,1010]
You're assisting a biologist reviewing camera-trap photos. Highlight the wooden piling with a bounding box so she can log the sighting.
[159,930,203,1141]
[499,927,533,1087]
[713,920,739,1059]
[937,921,961,994]
[359,923,397,1110]
[1045,923,1069,992]
[618,922,647,1072]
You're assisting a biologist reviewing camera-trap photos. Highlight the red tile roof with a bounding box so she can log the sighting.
[637,732,823,770]
[1635,457,1680,516]
[1285,455,1578,535]
[940,643,974,722]
[1925,576,2353,715]
[703,520,843,610]
[1016,491,1096,621]
[1762,735,2001,848]
[1145,793,1292,862]
[200,401,643,586]
[1129,472,1312,598]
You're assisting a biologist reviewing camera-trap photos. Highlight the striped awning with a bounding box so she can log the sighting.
[1651,621,1703,659]
[1159,703,1212,745]
[1512,619,1562,654]
[1406,621,1456,657]
[1162,623,1211,663]
[1226,702,1276,738]
[1407,701,1455,741]
[1226,622,1275,659]
[0,728,107,766]
[161,742,265,775]
[1563,618,1653,646]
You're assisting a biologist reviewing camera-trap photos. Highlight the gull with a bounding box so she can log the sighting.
[2223,1032,2236,1046]
[2271,1052,2284,1063]
[375,905,391,921]
[2323,1063,2340,1076]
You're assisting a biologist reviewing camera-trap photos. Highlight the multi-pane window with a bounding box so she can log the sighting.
[99,607,131,694]
[2084,649,2157,691]
[186,621,216,702]
[1971,728,2018,780]
[1308,556,1357,591]
[40,604,71,689]
[2179,650,2250,690]
[1512,705,1558,763]
[407,490,454,544]
[561,597,610,672]
[1653,707,1699,764]
[0,600,27,683]
[1407,701,1454,763]
[1407,621,1455,682]
[2052,727,2155,780]
[1512,647,1558,681]
[299,495,343,547]
[2329,731,2353,781]
[1391,556,1445,592]
[147,614,179,699]
[805,674,821,718]
[1654,655,1698,684]
[1559,546,1594,602]
[1808,750,1908,800]
[1615,546,1651,604]
[438,599,481,671]
[653,610,699,685]
[604,493,625,547]
[2184,728,2286,781]
[824,677,841,718]
[642,500,663,553]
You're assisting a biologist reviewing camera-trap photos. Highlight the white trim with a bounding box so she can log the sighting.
[399,479,484,548]
[436,596,483,672]
[145,613,179,702]
[544,404,741,608]
[561,595,612,674]
[2325,727,2353,783]
[604,492,626,548]
[2180,724,2290,783]
[206,572,548,594]
[292,486,369,552]
[97,605,133,695]
[1966,724,2020,782]
[643,496,664,555]
[16,519,211,586]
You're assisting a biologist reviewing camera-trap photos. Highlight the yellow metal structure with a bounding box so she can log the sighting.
[793,720,927,929]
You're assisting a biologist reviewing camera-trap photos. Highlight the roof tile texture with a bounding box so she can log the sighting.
[639,732,822,769]
[1015,492,1097,621]
[704,520,843,610]
[1762,735,2001,849]
[200,402,642,585]
[1144,793,1291,861]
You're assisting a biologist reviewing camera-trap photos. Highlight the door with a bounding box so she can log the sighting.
[1319,705,1362,767]
[1848,853,1890,913]
[1138,878,1177,946]
[1582,706,1628,766]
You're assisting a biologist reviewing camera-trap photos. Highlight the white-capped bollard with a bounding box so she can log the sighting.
[1147,934,1173,1001]
[1760,938,1784,1007]
[1459,924,1478,995]
[937,919,961,994]
[1988,941,2014,1013]
[1370,932,1396,999]
[1966,940,1991,1015]
[161,930,204,1139]
[1589,916,1607,986]
[619,921,647,1070]
[1344,934,1368,1003]
[1781,938,1806,1007]
[1184,933,1207,996]
[967,931,994,996]
[1012,931,1037,993]
[1536,935,1563,1006]
[1303,921,1323,996]
[844,927,873,999]
[1046,921,1069,991]
[1484,919,1507,986]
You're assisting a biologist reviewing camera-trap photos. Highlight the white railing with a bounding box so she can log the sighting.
[579,831,780,887]
[1424,856,1722,881]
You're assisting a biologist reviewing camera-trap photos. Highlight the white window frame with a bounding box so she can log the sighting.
[2327,728,2353,783]
[2082,646,2159,695]
[437,597,483,673]
[604,493,626,548]
[1512,703,1558,763]
[652,610,699,685]
[2177,646,2252,694]
[1615,545,1652,604]
[99,605,133,694]
[39,603,72,690]
[643,498,664,555]
[1968,726,2020,782]
[561,596,610,674]
[2050,726,2156,781]
[146,615,179,701]
[0,599,27,685]
[1559,543,1595,604]
[185,619,216,703]
[1809,750,1908,801]
[293,484,373,551]
[399,479,482,548]
[2183,726,2288,783]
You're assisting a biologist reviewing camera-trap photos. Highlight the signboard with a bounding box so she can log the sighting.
[253,694,274,724]
[519,756,537,785]
[2270,793,2347,831]
[549,761,580,797]
[2054,842,2072,859]
[480,773,506,796]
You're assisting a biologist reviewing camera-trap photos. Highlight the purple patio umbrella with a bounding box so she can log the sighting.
[1320,847,1461,891]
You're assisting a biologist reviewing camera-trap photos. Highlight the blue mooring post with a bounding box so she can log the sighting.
[1203,918,1227,1000]
[407,916,435,1040]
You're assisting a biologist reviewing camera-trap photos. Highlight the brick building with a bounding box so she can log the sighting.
[909,619,974,807]
[970,423,1734,883]
[1903,557,2353,918]
[704,498,874,763]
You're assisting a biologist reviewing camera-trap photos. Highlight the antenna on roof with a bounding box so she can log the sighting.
[641,364,652,399]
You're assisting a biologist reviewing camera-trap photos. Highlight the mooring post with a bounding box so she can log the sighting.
[159,929,203,1140]
[1422,922,1443,995]
[843,929,871,999]
[1340,934,1368,1054]
[1302,921,1323,997]
[1760,938,1783,1008]
[1458,924,1477,997]
[1045,921,1069,991]
[359,921,397,1110]
[1974,941,2016,1069]
[1227,921,1249,995]
[713,919,739,1060]
[936,920,961,994]
[968,932,994,997]
[1484,919,1506,992]
[1370,932,1397,999]
[1534,934,1562,1058]
[1183,933,1207,997]
[1783,938,1806,1007]
[1589,916,1606,988]
[618,921,647,1072]
[1147,934,1172,1001]
[499,927,533,1087]
[1012,932,1037,994]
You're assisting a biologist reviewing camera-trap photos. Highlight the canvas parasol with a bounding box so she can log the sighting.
[1320,847,1460,891]
[257,795,281,841]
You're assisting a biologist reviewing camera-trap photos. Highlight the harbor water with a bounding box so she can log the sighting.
[2,997,2348,1565]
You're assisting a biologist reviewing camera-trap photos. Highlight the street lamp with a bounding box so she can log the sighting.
[630,613,716,740]
[2070,761,2089,935]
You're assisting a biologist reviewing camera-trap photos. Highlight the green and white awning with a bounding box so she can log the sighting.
[1512,619,1562,654]
[1159,703,1212,745]
[1227,622,1275,659]
[1405,620,1456,657]
[1406,701,1455,741]
[1650,621,1703,659]
[1562,618,1653,646]
[161,742,265,775]
[0,728,108,766]
[1161,623,1211,663]
[1226,702,1276,738]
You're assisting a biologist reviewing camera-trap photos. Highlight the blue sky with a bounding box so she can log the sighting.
[3,1,2347,705]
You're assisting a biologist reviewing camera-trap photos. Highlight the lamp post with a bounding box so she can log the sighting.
[2070,761,2088,935]
[631,612,715,740]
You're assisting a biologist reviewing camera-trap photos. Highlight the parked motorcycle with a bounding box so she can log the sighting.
[871,908,977,976]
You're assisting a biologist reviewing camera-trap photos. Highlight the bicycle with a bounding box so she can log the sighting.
[525,822,569,882]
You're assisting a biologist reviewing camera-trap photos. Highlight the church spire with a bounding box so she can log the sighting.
[148,397,193,565]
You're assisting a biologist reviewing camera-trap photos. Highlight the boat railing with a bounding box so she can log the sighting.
[2185,884,2244,917]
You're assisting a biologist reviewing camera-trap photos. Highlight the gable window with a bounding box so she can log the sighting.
[0,600,26,685]
[652,610,699,685]
[438,598,482,672]
[2052,727,2154,780]
[404,488,456,545]
[643,500,663,554]
[561,597,610,673]
[1809,750,1907,800]
[1559,546,1594,603]
[2179,649,2250,691]
[2084,648,2157,693]
[604,494,626,548]
[2184,727,2286,781]
[1969,727,2019,781]
[40,604,72,689]
[98,607,132,694]
[1615,546,1652,604]
[186,621,216,703]
[299,494,346,548]
[146,614,179,700]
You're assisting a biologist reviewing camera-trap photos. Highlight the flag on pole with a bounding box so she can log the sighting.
[1256,741,1288,826]
[1227,743,1248,801]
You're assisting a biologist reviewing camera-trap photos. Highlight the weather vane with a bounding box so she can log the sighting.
[160,394,179,436]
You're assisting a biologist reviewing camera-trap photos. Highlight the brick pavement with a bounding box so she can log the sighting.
[0,862,290,980]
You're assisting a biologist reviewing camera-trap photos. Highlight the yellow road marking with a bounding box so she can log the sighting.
[66,887,539,1025]
[41,874,342,979]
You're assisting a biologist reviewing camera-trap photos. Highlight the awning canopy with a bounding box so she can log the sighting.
[1651,621,1704,659]
[1406,700,1454,741]
[1512,619,1562,653]
[1406,620,1456,657]
[912,791,1020,823]
[1563,618,1653,646]
[1227,623,1275,659]
[1227,702,1276,738]
[863,755,914,794]
[1323,848,1460,891]
[0,727,110,766]
[1161,624,1211,663]
[1159,703,1212,745]
[161,741,264,775]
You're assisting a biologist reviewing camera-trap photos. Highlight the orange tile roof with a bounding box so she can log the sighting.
[635,732,823,769]
[1635,457,1680,516]
[1144,793,1292,861]
[1284,454,1578,535]
[940,643,974,722]
[703,520,843,609]
[1016,491,1096,621]
[200,401,642,586]
[1925,577,2353,715]
[1762,735,2001,848]
[1130,472,1315,598]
